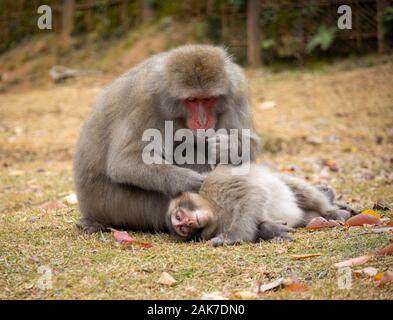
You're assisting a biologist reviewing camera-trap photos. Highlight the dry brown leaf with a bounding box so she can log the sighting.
[306,217,338,230]
[290,253,322,260]
[9,170,25,176]
[157,272,177,287]
[334,255,372,268]
[376,243,393,256]
[110,228,153,248]
[201,292,228,300]
[257,277,284,293]
[362,267,378,277]
[39,201,66,209]
[286,283,307,292]
[345,214,380,227]
[229,290,258,300]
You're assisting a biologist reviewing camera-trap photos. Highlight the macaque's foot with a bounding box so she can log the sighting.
[316,184,336,203]
[258,221,294,241]
[210,236,239,247]
[324,209,351,222]
[334,200,359,216]
[76,218,106,234]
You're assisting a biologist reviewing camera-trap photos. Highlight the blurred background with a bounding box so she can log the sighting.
[1,0,393,90]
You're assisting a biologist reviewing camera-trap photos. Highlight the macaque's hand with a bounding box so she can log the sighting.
[258,221,294,241]
[167,169,204,197]
[210,235,240,247]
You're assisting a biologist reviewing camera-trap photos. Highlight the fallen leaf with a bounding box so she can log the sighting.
[345,214,380,227]
[375,271,393,286]
[386,221,393,227]
[290,253,322,260]
[110,229,153,248]
[286,283,307,292]
[201,292,228,300]
[374,272,384,282]
[306,217,339,230]
[30,256,40,264]
[361,209,381,219]
[64,193,78,205]
[257,277,284,293]
[376,243,393,256]
[334,255,372,268]
[305,136,322,145]
[157,272,177,286]
[9,170,25,176]
[370,227,393,234]
[257,100,277,110]
[39,201,66,209]
[229,290,258,299]
[362,267,378,277]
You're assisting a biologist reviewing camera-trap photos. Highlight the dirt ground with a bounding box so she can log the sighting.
[0,56,392,299]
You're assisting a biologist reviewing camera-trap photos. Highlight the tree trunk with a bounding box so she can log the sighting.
[377,0,388,54]
[120,0,129,31]
[60,0,75,44]
[247,0,261,66]
[84,0,95,32]
[140,0,154,25]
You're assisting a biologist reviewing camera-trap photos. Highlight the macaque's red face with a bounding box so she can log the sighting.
[171,206,210,238]
[183,96,218,131]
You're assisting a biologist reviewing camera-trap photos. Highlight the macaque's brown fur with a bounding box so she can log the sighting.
[74,45,259,233]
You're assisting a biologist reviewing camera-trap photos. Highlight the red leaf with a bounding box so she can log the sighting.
[377,243,393,256]
[286,283,307,292]
[39,201,66,209]
[111,229,153,248]
[306,217,339,230]
[112,230,134,244]
[345,214,380,227]
[386,220,393,227]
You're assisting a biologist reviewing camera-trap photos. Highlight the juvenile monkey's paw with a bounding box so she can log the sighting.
[325,209,352,222]
[210,236,239,247]
[258,221,294,241]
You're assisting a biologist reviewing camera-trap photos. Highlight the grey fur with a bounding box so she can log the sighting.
[167,164,355,246]
[74,45,259,233]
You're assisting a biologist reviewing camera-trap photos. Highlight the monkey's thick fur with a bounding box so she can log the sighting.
[167,164,356,246]
[74,45,259,233]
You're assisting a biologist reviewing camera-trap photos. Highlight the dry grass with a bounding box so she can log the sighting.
[0,55,393,299]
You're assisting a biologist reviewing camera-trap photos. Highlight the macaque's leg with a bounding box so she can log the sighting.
[279,175,352,224]
[316,184,358,216]
[257,221,294,241]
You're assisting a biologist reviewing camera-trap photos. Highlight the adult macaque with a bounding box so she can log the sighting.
[74,45,259,233]
[166,165,356,246]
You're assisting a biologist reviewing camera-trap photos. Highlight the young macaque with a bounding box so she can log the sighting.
[166,164,355,246]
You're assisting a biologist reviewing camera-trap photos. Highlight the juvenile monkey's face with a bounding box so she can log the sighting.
[166,193,213,240]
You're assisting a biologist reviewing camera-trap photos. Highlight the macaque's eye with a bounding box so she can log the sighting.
[175,212,181,221]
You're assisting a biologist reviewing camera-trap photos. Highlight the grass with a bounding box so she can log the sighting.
[0,55,393,299]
